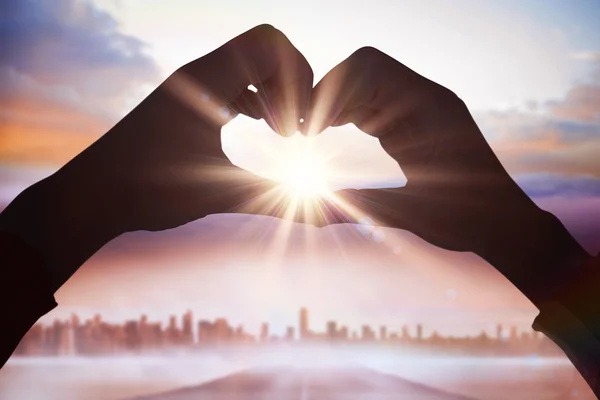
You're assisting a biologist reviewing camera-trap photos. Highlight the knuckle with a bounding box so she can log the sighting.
[350,46,382,63]
[346,46,383,73]
[250,24,283,40]
[424,82,462,104]
[355,46,381,57]
[439,87,467,109]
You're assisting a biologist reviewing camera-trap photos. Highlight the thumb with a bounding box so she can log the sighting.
[323,187,428,233]
[227,180,346,227]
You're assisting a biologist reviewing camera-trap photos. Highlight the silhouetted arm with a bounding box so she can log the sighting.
[0,170,121,367]
[531,251,600,395]
[0,24,312,367]
[0,231,57,367]
[480,209,600,394]
[306,46,600,397]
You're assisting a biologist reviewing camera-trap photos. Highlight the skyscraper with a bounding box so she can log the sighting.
[299,308,309,340]
[339,326,349,340]
[401,325,410,340]
[183,310,193,344]
[285,326,295,341]
[380,326,387,341]
[326,321,337,340]
[198,320,213,343]
[416,324,423,341]
[214,318,230,342]
[260,322,269,342]
[361,325,375,341]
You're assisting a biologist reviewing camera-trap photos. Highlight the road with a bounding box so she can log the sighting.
[130,367,477,400]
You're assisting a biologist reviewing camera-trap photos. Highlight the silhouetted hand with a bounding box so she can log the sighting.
[306,47,591,303]
[77,24,313,232]
[0,24,313,290]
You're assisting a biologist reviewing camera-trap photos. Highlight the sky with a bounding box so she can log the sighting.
[0,0,599,337]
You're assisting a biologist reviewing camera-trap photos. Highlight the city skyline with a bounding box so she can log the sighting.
[13,306,563,359]
[22,306,552,341]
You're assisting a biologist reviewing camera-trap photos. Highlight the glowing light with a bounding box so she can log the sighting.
[272,134,332,201]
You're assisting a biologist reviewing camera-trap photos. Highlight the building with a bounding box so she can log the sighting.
[260,322,269,342]
[198,320,213,343]
[285,326,295,341]
[299,308,309,340]
[361,325,375,341]
[214,318,231,342]
[339,325,348,340]
[327,321,337,340]
[401,325,410,341]
[380,326,387,342]
[182,311,194,344]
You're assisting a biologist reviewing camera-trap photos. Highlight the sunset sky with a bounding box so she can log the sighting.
[1,0,599,337]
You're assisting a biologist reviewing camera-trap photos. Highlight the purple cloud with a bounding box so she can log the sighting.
[0,0,160,125]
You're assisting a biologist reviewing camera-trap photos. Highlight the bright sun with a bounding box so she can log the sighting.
[273,135,331,200]
[279,158,329,199]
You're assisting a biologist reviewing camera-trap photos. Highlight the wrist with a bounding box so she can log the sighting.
[480,205,593,307]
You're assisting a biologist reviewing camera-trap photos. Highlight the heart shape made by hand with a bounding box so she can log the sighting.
[222,116,407,198]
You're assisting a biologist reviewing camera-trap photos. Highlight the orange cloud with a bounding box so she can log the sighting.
[0,124,99,166]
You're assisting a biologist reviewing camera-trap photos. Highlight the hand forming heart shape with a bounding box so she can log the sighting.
[19,24,585,308]
[1,24,596,394]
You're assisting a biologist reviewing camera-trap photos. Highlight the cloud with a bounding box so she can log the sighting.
[571,51,600,62]
[0,0,160,165]
[549,84,600,123]
[535,195,600,255]
[475,59,600,178]
[0,0,158,92]
[516,173,600,198]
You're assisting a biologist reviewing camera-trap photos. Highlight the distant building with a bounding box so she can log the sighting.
[285,326,295,341]
[260,322,269,342]
[401,325,410,341]
[380,326,387,341]
[214,318,231,342]
[416,324,423,341]
[361,325,375,341]
[299,308,309,340]
[198,320,213,343]
[327,321,337,340]
[182,311,194,344]
[339,326,349,340]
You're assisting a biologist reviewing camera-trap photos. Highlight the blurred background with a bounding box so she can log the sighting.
[0,0,599,399]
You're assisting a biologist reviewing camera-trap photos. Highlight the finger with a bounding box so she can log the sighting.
[260,78,312,136]
[226,178,344,227]
[191,166,348,228]
[229,89,263,120]
[320,187,426,232]
[328,186,480,254]
[303,50,376,135]
[182,24,313,135]
[304,47,424,137]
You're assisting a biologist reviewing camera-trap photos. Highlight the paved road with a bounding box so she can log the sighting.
[131,367,477,400]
